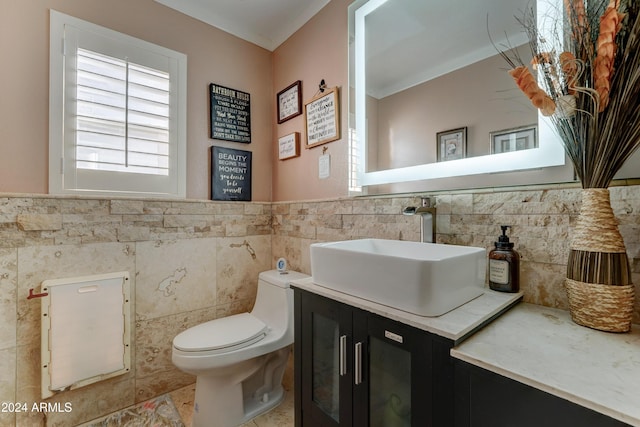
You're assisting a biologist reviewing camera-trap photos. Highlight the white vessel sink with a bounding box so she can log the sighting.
[310,239,486,317]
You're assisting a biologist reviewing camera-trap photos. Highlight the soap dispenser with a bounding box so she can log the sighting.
[489,225,520,292]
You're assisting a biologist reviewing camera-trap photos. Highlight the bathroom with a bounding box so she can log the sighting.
[1,0,639,426]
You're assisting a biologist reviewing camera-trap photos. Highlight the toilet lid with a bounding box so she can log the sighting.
[173,313,268,352]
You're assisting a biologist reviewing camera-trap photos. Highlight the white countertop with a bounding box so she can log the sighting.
[451,303,640,426]
[290,277,523,343]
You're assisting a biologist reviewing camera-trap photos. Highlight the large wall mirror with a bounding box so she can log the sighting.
[348,0,575,194]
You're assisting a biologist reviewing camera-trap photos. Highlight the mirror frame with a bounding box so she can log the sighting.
[350,0,567,188]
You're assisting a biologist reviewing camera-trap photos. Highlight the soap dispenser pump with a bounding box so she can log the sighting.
[489,225,520,292]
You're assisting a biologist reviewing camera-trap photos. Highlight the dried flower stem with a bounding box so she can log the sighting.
[565,0,589,30]
[565,0,594,60]
[560,51,579,93]
[508,65,557,116]
[594,0,625,111]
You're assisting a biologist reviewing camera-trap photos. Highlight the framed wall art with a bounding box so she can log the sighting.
[277,80,302,124]
[210,146,252,201]
[305,87,340,148]
[437,127,467,162]
[209,83,251,143]
[490,124,538,154]
[278,132,300,160]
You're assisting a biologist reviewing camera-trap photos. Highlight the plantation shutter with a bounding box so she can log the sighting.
[50,11,186,197]
[76,48,170,176]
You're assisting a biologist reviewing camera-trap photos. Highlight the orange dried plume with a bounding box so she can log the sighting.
[509,66,556,116]
[560,51,578,94]
[594,0,625,111]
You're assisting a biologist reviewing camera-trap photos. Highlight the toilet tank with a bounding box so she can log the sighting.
[251,270,309,335]
[258,270,308,288]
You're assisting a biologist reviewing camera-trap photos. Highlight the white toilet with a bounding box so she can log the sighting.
[172,269,309,427]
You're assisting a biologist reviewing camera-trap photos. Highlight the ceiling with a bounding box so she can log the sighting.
[154,0,331,51]
[155,0,531,99]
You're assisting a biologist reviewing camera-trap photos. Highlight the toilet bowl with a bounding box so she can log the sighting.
[172,269,309,427]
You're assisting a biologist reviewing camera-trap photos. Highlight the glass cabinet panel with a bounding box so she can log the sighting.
[312,312,340,422]
[369,336,411,427]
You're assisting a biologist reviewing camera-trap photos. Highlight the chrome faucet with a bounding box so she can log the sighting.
[402,197,436,243]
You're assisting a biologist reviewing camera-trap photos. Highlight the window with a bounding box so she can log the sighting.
[49,11,187,197]
[348,114,362,194]
[348,125,362,194]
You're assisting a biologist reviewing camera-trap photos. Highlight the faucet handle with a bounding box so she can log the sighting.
[421,197,432,208]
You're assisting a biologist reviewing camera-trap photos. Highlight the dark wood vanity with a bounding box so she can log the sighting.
[292,283,636,427]
[293,288,455,426]
[454,361,630,427]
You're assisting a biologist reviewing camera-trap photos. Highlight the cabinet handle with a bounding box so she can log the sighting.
[339,335,347,376]
[354,342,362,385]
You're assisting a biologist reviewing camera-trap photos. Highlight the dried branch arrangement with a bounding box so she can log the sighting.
[496,0,640,188]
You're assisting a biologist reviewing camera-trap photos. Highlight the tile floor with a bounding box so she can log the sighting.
[84,383,294,427]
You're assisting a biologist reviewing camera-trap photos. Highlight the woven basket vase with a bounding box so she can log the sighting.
[565,188,635,333]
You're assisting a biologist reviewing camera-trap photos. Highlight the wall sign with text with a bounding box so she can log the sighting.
[209,83,251,144]
[277,80,302,124]
[305,87,340,148]
[278,132,300,160]
[211,146,252,201]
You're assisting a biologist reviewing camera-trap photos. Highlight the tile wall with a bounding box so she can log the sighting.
[0,196,272,426]
[272,185,640,323]
[1,184,639,425]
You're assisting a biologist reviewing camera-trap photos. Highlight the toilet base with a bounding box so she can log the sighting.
[192,379,286,427]
[190,349,290,427]
[242,386,286,423]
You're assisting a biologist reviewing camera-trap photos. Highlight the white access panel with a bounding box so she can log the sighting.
[41,271,131,399]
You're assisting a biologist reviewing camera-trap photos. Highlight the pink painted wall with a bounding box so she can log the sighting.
[271,0,352,202]
[1,0,274,201]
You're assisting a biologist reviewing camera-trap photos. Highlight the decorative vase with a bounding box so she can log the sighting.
[565,188,635,332]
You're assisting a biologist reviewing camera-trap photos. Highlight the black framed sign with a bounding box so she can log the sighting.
[211,146,252,201]
[277,80,302,123]
[209,83,251,143]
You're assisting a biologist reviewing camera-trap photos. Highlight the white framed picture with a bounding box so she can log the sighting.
[490,124,538,154]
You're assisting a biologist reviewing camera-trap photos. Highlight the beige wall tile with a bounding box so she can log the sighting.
[1,185,640,425]
[134,310,217,403]
[135,238,217,321]
[216,236,271,305]
[0,249,17,351]
[0,347,16,427]
[272,186,640,324]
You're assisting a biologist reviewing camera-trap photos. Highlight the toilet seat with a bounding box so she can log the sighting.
[173,313,268,354]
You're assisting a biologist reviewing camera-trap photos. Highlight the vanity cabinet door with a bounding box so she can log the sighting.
[454,360,631,427]
[296,290,354,427]
[363,313,434,427]
[294,289,456,427]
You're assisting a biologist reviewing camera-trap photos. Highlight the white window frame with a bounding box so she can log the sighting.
[49,10,187,198]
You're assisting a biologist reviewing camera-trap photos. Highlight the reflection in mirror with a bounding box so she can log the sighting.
[348,0,568,190]
[370,44,537,171]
